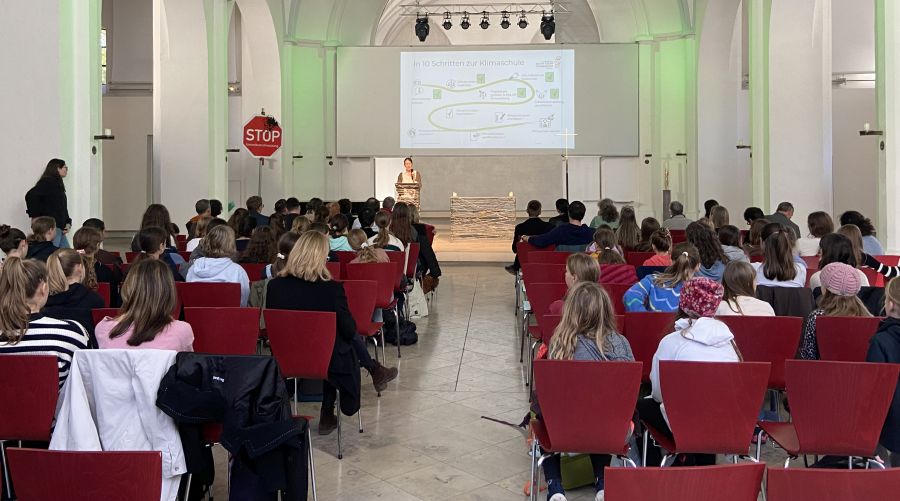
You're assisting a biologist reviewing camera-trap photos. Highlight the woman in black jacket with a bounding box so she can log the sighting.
[25,159,71,248]
[266,231,397,435]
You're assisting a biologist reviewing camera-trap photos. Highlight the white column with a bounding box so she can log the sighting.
[767,0,833,221]
[876,1,900,252]
[748,0,771,211]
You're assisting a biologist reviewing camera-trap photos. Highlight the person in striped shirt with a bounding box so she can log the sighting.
[0,258,89,388]
[624,243,701,312]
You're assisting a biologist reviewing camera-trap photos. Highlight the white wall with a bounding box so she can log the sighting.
[102,96,152,231]
[108,0,153,83]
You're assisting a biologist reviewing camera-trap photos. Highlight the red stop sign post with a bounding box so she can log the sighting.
[242,112,282,198]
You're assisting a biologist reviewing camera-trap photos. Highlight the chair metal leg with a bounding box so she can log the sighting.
[358,407,363,433]
[394,307,401,358]
[527,340,538,389]
[755,429,764,462]
[337,391,344,460]
[1,440,12,500]
[642,429,648,467]
[183,473,193,501]
[515,273,521,315]
[849,456,853,470]
[529,438,539,501]
[380,328,387,363]
[292,378,298,416]
[783,456,792,468]
[307,427,318,501]
[620,456,637,468]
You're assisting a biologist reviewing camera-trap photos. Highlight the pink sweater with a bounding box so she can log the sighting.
[95,318,195,352]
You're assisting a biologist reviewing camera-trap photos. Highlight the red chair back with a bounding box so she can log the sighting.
[533,360,642,453]
[423,223,436,245]
[346,262,396,309]
[669,230,687,244]
[605,464,765,501]
[335,251,357,276]
[0,357,59,441]
[623,312,677,382]
[125,251,140,263]
[861,267,882,288]
[91,308,120,326]
[184,307,259,355]
[176,282,241,307]
[599,264,638,285]
[625,252,655,268]
[385,252,405,290]
[406,242,420,279]
[767,467,900,501]
[342,280,378,336]
[750,255,765,263]
[603,283,632,316]
[239,263,267,281]
[615,314,625,333]
[801,256,820,270]
[528,251,572,265]
[517,241,555,265]
[785,360,900,456]
[718,315,803,389]
[540,314,562,344]
[816,316,882,362]
[521,263,566,288]
[264,310,335,380]
[871,255,900,287]
[527,283,570,324]
[96,282,111,308]
[178,251,192,262]
[326,261,342,280]
[7,448,162,501]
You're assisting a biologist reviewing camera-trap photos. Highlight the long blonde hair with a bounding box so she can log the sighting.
[819,289,871,318]
[47,248,93,294]
[549,281,619,360]
[0,258,48,344]
[108,259,177,346]
[653,242,700,288]
[567,253,600,283]
[279,231,332,282]
[886,277,900,317]
[837,224,865,269]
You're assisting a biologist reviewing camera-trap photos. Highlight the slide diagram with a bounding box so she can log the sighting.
[400,50,575,149]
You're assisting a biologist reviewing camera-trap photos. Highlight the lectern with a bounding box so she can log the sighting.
[395,183,420,208]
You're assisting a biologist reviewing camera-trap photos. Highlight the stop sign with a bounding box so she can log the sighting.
[243,115,283,158]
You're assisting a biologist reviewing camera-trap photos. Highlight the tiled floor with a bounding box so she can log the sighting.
[211,263,788,500]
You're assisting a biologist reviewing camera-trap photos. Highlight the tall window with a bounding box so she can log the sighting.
[100,28,108,86]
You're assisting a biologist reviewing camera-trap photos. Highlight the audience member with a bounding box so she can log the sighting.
[327,202,341,220]
[523,201,594,251]
[548,253,601,315]
[796,211,834,257]
[718,225,749,263]
[134,226,185,281]
[25,216,59,262]
[368,211,404,251]
[686,222,729,282]
[265,231,398,434]
[355,208,378,238]
[291,214,311,234]
[696,217,715,231]
[625,242,700,312]
[268,213,287,240]
[753,224,806,288]
[186,216,211,252]
[643,228,673,267]
[309,222,330,235]
[867,277,900,467]
[329,214,353,251]
[186,199,211,238]
[313,204,330,224]
[798,262,871,359]
[663,201,693,230]
[616,206,641,250]
[743,218,769,258]
[273,198,287,216]
[709,205,729,230]
[588,227,626,264]
[837,224,866,269]
[240,226,278,265]
[247,195,269,229]
[703,199,719,219]
[352,199,381,230]
[73,227,121,305]
[548,198,570,227]
[808,233,869,291]
[0,225,28,263]
[716,261,775,316]
[25,158,71,248]
[390,202,418,258]
[186,225,250,306]
[743,207,765,225]
[282,197,302,229]
[347,229,367,251]
[408,205,442,281]
[382,196,396,211]
[228,208,249,234]
[590,198,620,229]
[44,248,104,312]
[351,245,390,264]
[209,199,223,218]
[840,210,884,255]
[633,217,661,252]
[235,215,256,253]
[506,200,555,274]
[766,202,802,239]
[539,281,633,500]
[0,258,89,388]
[639,277,739,466]
[95,259,194,351]
[132,204,178,251]
[81,218,123,266]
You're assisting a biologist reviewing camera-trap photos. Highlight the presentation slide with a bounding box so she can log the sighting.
[399,50,575,149]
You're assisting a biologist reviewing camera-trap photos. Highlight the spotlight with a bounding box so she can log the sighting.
[518,11,528,29]
[415,15,429,42]
[480,11,490,29]
[460,11,471,29]
[540,11,555,40]
[500,11,510,29]
[442,12,452,30]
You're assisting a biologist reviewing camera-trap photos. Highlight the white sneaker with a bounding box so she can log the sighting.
[549,494,567,501]
[595,490,605,501]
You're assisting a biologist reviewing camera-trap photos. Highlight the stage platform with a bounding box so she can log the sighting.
[425,217,514,263]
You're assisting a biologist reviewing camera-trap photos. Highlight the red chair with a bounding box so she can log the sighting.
[184,307,260,355]
[718,316,803,390]
[604,283,632,316]
[605,463,765,501]
[861,267,882,288]
[175,282,241,308]
[0,356,60,499]
[178,251,192,262]
[335,251,357,279]
[623,312,676,382]
[125,251,140,263]
[816,316,883,362]
[517,241,555,265]
[750,255,765,263]
[95,282,111,308]
[264,309,359,466]
[528,251,572,265]
[643,361,771,466]
[524,283,569,386]
[91,308,120,326]
[530,360,643,500]
[7,449,162,501]
[801,256,820,270]
[615,314,625,333]
[767,467,900,500]
[326,261,341,280]
[423,223,436,245]
[758,360,900,466]
[539,314,562,346]
[239,263,268,281]
[343,280,386,378]
[346,262,403,358]
[599,264,639,285]
[872,255,900,286]
[625,252,655,268]
[405,242,420,280]
[669,230,687,244]
[521,263,566,287]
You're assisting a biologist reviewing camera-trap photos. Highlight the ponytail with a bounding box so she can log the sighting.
[72,227,101,291]
[592,227,625,264]
[47,248,90,294]
[372,211,392,249]
[0,258,47,344]
[653,242,700,287]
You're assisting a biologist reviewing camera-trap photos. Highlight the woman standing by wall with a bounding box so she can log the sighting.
[25,159,71,248]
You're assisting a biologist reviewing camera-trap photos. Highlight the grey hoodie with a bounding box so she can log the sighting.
[185,257,251,307]
[722,245,749,263]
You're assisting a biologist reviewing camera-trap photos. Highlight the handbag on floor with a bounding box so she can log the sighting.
[407,279,429,318]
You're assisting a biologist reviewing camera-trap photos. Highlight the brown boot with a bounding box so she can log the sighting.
[318,406,338,435]
[369,362,398,393]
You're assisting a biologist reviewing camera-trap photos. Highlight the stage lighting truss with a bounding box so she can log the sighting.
[518,11,529,29]
[480,11,490,29]
[500,11,511,29]
[399,2,566,35]
[460,11,471,29]
[442,12,452,30]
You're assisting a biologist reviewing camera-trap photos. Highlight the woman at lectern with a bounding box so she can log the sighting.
[396,157,422,186]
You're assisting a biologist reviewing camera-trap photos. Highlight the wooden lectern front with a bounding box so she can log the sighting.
[395,183,420,208]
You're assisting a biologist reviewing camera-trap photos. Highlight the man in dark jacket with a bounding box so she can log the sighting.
[505,200,555,274]
[547,198,569,227]
[523,201,594,251]
[766,202,802,239]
